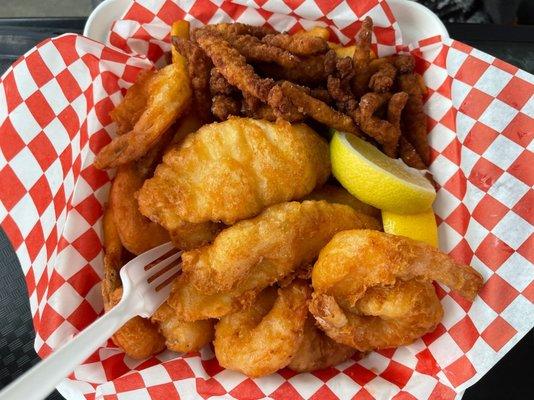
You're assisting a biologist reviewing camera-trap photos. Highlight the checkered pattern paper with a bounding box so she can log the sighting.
[0,1,532,399]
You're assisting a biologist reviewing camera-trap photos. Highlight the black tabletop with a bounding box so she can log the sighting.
[0,18,532,400]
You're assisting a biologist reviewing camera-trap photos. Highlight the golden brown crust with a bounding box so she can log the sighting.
[138,118,331,229]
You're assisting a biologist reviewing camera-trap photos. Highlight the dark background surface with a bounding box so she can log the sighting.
[0,12,533,400]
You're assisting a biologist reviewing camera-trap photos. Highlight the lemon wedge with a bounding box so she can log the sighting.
[330,131,435,214]
[382,208,438,247]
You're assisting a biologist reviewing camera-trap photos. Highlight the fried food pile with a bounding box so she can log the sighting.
[95,19,483,376]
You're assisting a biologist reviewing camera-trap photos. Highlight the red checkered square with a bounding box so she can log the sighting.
[507,150,534,187]
[472,194,509,230]
[25,90,56,127]
[27,131,57,171]
[469,158,504,192]
[229,379,264,400]
[497,76,533,110]
[56,69,83,102]
[146,383,180,400]
[343,363,376,386]
[479,274,519,313]
[459,87,494,119]
[449,316,479,352]
[476,233,514,271]
[481,316,517,352]
[443,355,476,387]
[454,55,490,86]
[463,122,499,154]
[0,165,27,210]
[380,361,413,388]
[512,190,533,225]
[0,118,25,161]
[502,112,534,147]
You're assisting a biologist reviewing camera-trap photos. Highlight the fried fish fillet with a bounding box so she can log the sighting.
[138,118,331,242]
[168,201,380,321]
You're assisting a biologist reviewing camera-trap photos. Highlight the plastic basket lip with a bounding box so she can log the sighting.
[83,0,449,45]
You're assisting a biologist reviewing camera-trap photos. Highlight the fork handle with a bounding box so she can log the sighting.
[0,298,136,400]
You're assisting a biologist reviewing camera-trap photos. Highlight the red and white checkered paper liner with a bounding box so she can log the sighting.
[0,0,532,399]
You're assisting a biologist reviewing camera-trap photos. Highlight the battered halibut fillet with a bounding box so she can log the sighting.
[138,117,330,247]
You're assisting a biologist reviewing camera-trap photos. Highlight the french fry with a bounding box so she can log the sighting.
[334,45,356,59]
[171,20,190,64]
[295,26,330,41]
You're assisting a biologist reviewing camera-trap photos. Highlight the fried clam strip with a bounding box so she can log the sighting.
[258,50,337,85]
[208,68,242,121]
[350,92,402,157]
[351,16,373,98]
[206,22,276,38]
[387,54,415,73]
[168,201,380,321]
[222,31,300,69]
[214,282,310,377]
[399,136,426,170]
[172,36,213,123]
[182,200,381,295]
[398,72,430,165]
[110,70,154,136]
[272,81,358,134]
[242,92,278,122]
[384,91,409,157]
[262,32,328,56]
[138,118,330,231]
[151,303,214,353]
[101,205,166,359]
[288,315,359,372]
[327,56,357,112]
[265,85,304,122]
[95,61,192,169]
[369,61,396,93]
[195,30,274,101]
[310,230,483,351]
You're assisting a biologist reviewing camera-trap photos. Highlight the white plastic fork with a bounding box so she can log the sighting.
[0,242,182,400]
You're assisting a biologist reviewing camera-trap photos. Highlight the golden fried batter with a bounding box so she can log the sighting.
[213,282,310,377]
[95,62,192,169]
[182,200,381,295]
[151,303,214,353]
[138,118,330,233]
[263,33,328,55]
[288,316,358,372]
[169,201,380,321]
[110,163,169,255]
[310,230,483,351]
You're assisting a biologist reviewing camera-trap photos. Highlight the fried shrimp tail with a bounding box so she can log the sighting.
[288,316,358,372]
[110,163,169,255]
[310,281,443,351]
[95,62,192,169]
[310,230,483,351]
[213,282,310,377]
[101,205,165,359]
[152,303,214,353]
